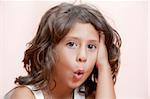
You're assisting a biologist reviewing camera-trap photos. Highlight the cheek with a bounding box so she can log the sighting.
[60,49,76,62]
[86,52,97,70]
[55,48,76,70]
[88,52,97,64]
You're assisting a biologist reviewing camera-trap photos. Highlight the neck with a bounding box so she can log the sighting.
[45,79,74,99]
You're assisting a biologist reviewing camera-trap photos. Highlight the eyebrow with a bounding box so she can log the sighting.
[64,36,99,43]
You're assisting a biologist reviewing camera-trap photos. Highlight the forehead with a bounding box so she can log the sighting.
[64,23,99,41]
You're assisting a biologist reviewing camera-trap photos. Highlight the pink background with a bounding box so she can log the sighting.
[0,0,149,99]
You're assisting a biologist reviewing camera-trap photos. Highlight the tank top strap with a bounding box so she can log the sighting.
[26,85,44,99]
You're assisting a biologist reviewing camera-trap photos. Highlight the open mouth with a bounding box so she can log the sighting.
[73,69,84,81]
[74,70,84,75]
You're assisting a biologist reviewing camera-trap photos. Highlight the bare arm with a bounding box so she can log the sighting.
[95,33,116,99]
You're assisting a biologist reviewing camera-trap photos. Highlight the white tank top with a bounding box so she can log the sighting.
[26,85,44,99]
[26,85,85,99]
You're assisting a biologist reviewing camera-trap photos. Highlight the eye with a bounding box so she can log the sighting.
[87,44,97,50]
[66,41,78,49]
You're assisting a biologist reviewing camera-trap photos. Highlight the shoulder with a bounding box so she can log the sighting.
[4,86,35,99]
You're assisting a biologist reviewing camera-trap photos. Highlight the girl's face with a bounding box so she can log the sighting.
[53,23,99,89]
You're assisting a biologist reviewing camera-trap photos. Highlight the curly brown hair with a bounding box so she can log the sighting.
[15,2,122,97]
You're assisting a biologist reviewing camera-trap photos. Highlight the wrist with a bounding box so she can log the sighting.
[96,62,111,71]
[97,64,112,80]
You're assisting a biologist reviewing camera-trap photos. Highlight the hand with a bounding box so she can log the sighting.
[96,33,110,72]
[95,33,116,99]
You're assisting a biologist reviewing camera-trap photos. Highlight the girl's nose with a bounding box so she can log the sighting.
[76,48,87,63]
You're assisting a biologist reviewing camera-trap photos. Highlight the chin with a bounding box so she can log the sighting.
[69,80,85,89]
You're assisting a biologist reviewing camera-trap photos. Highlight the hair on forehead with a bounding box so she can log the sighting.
[46,3,108,44]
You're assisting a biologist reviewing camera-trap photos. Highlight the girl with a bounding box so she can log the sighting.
[5,2,121,99]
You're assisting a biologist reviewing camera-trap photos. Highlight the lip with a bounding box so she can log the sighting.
[73,69,84,81]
